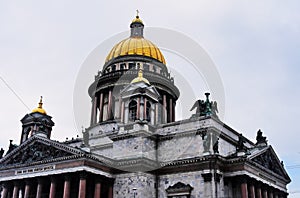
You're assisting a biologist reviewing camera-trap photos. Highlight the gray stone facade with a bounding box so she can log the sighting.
[81,115,290,197]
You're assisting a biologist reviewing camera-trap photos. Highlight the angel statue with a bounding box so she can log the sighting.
[211,101,219,117]
[190,93,219,118]
[190,99,205,115]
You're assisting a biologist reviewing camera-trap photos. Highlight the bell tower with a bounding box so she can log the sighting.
[20,97,55,144]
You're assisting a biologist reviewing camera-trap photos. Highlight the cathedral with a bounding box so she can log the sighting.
[0,14,291,198]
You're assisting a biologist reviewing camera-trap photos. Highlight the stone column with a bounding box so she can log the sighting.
[118,95,122,119]
[155,103,158,124]
[137,98,140,120]
[107,90,112,119]
[49,177,56,198]
[262,188,268,198]
[36,179,44,198]
[172,102,175,122]
[163,95,167,123]
[12,182,19,198]
[24,180,31,198]
[241,179,248,198]
[120,101,125,123]
[144,98,147,120]
[249,182,255,198]
[78,172,87,198]
[99,93,104,122]
[256,185,262,198]
[90,96,98,125]
[169,98,173,122]
[108,185,113,198]
[94,179,101,198]
[63,176,71,198]
[269,190,274,198]
[1,183,9,198]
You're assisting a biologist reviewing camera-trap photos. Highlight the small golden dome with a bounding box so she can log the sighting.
[132,10,143,24]
[131,68,150,84]
[132,15,143,24]
[105,37,166,64]
[32,96,47,115]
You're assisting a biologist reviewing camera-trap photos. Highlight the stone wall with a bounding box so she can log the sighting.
[113,136,156,160]
[158,171,224,198]
[158,135,203,162]
[114,172,156,198]
[159,171,204,198]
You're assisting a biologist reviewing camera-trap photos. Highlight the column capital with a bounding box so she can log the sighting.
[13,180,20,186]
[214,173,222,182]
[37,177,46,184]
[255,181,263,188]
[24,179,32,185]
[239,175,249,183]
[94,177,104,183]
[201,173,212,182]
[50,176,57,182]
[247,179,255,186]
[64,174,72,181]
[1,181,11,188]
[79,171,88,179]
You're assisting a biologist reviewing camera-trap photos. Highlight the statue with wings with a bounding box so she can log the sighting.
[190,93,219,118]
[190,99,205,115]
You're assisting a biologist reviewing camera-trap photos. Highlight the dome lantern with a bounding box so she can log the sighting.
[130,10,144,37]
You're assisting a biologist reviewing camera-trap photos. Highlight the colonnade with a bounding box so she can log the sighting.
[90,88,176,126]
[1,171,113,198]
[236,177,288,198]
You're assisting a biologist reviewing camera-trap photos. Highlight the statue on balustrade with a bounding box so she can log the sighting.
[190,93,218,118]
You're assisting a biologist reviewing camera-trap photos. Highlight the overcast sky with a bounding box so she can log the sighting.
[1,1,299,196]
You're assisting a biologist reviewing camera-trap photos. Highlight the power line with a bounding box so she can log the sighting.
[289,190,300,194]
[286,164,300,168]
[286,166,300,169]
[0,75,31,111]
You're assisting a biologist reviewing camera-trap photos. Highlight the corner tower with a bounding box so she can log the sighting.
[20,97,55,144]
[88,14,179,126]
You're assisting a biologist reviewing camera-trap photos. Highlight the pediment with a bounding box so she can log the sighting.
[121,83,160,100]
[166,182,193,194]
[0,136,84,167]
[249,146,290,180]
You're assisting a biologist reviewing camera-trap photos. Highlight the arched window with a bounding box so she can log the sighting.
[143,64,149,71]
[120,63,126,70]
[111,64,116,72]
[102,94,109,121]
[146,101,151,122]
[129,63,135,70]
[129,100,137,121]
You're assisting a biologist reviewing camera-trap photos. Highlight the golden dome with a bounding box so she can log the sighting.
[105,14,166,64]
[32,96,47,115]
[131,68,150,84]
[105,37,166,64]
